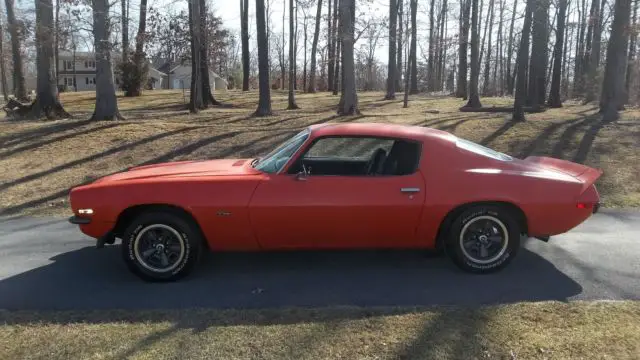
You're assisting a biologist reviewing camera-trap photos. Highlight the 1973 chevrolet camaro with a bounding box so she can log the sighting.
[68,123,602,281]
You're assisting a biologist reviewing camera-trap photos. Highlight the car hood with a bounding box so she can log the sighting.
[94,159,260,183]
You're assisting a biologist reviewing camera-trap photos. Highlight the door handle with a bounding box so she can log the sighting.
[401,187,420,193]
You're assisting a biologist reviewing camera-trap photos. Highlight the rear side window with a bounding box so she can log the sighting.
[456,138,513,161]
[305,137,394,159]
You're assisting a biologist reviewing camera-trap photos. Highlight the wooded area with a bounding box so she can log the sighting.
[0,0,638,122]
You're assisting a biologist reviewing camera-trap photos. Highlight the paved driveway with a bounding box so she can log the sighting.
[0,209,638,310]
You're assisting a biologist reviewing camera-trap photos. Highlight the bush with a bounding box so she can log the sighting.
[118,52,150,97]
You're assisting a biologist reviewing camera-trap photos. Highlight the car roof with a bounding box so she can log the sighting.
[308,122,457,143]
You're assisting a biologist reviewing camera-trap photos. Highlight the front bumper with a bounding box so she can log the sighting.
[68,215,91,225]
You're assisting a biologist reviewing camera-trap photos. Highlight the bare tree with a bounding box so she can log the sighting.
[308,0,323,92]
[409,0,418,93]
[625,0,637,101]
[4,0,26,100]
[0,3,8,101]
[526,0,548,107]
[241,0,250,90]
[396,0,403,91]
[385,0,397,99]
[128,0,149,96]
[583,0,603,102]
[463,0,482,108]
[600,0,631,121]
[513,0,533,122]
[337,0,358,114]
[255,0,273,116]
[288,0,299,108]
[505,0,517,94]
[456,0,470,98]
[547,0,568,107]
[90,0,123,120]
[121,0,129,87]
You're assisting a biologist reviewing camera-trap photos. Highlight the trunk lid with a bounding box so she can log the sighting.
[523,156,603,191]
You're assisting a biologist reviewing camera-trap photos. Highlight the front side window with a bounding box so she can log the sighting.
[288,136,421,176]
[253,129,310,173]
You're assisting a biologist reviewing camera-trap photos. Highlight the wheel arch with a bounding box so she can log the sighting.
[113,204,209,250]
[435,201,528,251]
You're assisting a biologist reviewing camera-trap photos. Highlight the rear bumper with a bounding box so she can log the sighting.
[68,215,91,225]
[593,202,600,214]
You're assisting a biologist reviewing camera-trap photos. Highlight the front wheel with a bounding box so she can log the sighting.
[445,205,521,274]
[121,212,203,282]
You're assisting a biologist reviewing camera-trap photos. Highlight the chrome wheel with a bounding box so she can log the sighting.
[133,224,186,273]
[459,215,509,265]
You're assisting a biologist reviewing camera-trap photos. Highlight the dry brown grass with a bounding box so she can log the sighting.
[1,89,639,216]
[1,301,639,359]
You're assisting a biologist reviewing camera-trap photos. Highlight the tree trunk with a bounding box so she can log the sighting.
[494,0,504,95]
[456,0,470,98]
[241,0,250,90]
[308,0,323,92]
[599,0,630,120]
[505,0,517,94]
[28,0,71,119]
[255,0,273,116]
[409,0,418,93]
[624,0,637,102]
[91,0,123,120]
[385,0,397,99]
[5,0,27,100]
[328,0,336,91]
[512,0,533,121]
[427,0,436,91]
[188,0,203,112]
[464,0,482,108]
[573,0,587,95]
[547,0,568,107]
[396,0,403,91]
[333,30,341,95]
[584,0,603,102]
[125,0,148,97]
[482,0,494,95]
[121,0,129,89]
[404,1,414,107]
[54,0,59,82]
[287,0,299,108]
[199,0,221,107]
[0,8,8,101]
[337,0,358,114]
[526,0,548,107]
[437,0,447,90]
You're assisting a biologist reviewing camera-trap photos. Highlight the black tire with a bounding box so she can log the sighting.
[445,205,521,274]
[121,211,202,282]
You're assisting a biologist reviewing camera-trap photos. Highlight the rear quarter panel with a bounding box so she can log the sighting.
[70,175,264,250]
[415,138,588,247]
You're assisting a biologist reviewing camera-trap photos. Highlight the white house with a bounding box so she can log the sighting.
[57,51,166,91]
[165,65,228,92]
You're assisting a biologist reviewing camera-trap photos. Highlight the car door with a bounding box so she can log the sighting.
[248,136,427,249]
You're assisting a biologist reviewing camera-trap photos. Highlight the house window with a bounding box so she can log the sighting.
[86,77,96,85]
[84,60,95,68]
[64,77,74,86]
[63,60,74,70]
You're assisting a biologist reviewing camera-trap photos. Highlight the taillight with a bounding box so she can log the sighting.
[576,202,593,209]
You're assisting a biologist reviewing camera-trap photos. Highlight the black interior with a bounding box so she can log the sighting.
[288,138,421,176]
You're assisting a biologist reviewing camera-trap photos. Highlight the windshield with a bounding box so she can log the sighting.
[254,129,310,173]
[456,137,513,161]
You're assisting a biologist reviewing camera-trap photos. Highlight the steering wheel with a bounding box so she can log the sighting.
[366,148,387,175]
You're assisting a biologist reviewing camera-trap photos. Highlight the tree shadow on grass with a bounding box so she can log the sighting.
[0,118,95,147]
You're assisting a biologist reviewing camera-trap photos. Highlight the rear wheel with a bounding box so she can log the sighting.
[445,205,521,273]
[122,212,202,282]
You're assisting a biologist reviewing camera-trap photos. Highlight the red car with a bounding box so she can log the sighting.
[69,123,602,281]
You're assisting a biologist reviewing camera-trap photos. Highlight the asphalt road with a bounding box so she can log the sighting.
[0,209,638,311]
